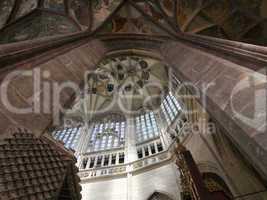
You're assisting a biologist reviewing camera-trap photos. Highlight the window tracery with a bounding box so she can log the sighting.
[53,126,82,150]
[135,112,160,143]
[161,92,181,125]
[87,114,126,152]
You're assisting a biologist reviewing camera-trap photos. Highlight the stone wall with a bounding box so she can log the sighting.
[0,40,106,138]
[81,163,181,200]
[162,41,267,180]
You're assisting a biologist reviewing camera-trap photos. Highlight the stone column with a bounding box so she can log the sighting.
[75,122,94,167]
[0,40,106,138]
[127,172,133,200]
[155,112,172,148]
[124,116,138,200]
[75,123,94,152]
[125,116,138,163]
[162,41,267,180]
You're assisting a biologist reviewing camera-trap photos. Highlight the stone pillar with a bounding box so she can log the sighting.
[75,122,94,167]
[75,126,86,155]
[0,40,106,138]
[75,123,94,154]
[162,41,267,180]
[124,116,137,200]
[155,112,172,148]
[127,173,133,200]
[125,116,138,163]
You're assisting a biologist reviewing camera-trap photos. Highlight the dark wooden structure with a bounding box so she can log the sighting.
[176,145,232,200]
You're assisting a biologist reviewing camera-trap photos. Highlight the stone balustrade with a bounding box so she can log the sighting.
[78,140,178,181]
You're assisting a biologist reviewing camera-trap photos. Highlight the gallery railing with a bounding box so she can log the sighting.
[78,141,177,181]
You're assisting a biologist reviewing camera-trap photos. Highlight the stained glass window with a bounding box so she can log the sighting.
[87,120,126,152]
[161,92,181,125]
[53,126,82,150]
[135,112,159,143]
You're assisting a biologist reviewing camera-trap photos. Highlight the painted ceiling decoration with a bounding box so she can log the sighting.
[0,11,79,44]
[44,0,66,12]
[69,0,91,28]
[177,0,267,45]
[98,0,177,36]
[160,0,175,18]
[92,0,123,30]
[0,0,16,28]
[16,0,38,19]
[64,55,169,123]
[0,0,266,45]
[99,2,170,36]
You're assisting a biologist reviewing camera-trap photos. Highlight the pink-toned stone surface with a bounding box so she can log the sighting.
[0,40,106,136]
[162,41,267,178]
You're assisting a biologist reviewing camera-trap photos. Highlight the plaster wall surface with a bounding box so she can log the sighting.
[81,163,181,200]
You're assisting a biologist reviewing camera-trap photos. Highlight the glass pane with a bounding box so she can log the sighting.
[87,119,126,152]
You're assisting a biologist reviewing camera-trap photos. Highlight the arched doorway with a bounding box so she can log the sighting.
[203,173,233,199]
[148,192,173,200]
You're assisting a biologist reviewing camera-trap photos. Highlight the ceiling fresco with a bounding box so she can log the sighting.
[69,0,91,29]
[134,1,177,33]
[159,0,175,18]
[176,0,267,44]
[99,2,172,35]
[16,0,38,19]
[92,0,123,30]
[0,11,79,44]
[0,0,15,29]
[0,0,266,45]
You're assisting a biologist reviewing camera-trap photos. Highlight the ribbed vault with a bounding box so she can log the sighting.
[0,0,267,45]
[0,1,266,200]
[64,54,169,122]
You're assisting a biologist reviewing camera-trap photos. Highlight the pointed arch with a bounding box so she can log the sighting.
[147,191,175,200]
[202,172,233,199]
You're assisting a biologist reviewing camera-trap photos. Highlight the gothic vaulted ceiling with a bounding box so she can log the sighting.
[64,55,169,122]
[0,0,267,45]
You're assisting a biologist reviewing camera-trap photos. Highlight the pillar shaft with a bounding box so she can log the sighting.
[125,117,138,163]
[163,41,267,181]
